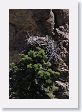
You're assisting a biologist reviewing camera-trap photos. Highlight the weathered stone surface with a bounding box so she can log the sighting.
[9,28,28,63]
[55,81,69,98]
[9,9,69,35]
[9,9,38,35]
[32,9,55,36]
[53,9,69,27]
[9,9,55,62]
[9,9,55,36]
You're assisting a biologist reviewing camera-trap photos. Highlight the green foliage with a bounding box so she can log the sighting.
[27,64,32,69]
[10,63,18,73]
[9,47,60,99]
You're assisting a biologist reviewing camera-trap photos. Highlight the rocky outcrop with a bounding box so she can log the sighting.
[55,81,69,98]
[9,9,68,35]
[9,9,69,61]
[9,9,69,99]
[53,9,69,27]
[9,9,37,35]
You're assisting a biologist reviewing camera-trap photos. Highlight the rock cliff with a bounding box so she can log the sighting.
[9,9,69,99]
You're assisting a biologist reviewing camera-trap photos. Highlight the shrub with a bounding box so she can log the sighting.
[9,47,60,99]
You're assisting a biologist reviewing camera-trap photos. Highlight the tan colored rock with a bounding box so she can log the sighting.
[9,9,38,35]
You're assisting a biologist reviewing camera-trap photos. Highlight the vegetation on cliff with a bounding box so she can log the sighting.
[9,47,60,99]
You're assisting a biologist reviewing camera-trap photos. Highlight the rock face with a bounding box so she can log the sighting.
[9,24,28,63]
[9,9,37,35]
[32,9,55,36]
[9,9,69,62]
[9,9,69,99]
[52,9,69,27]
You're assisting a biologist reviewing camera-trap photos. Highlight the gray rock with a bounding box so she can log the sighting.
[55,81,69,98]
